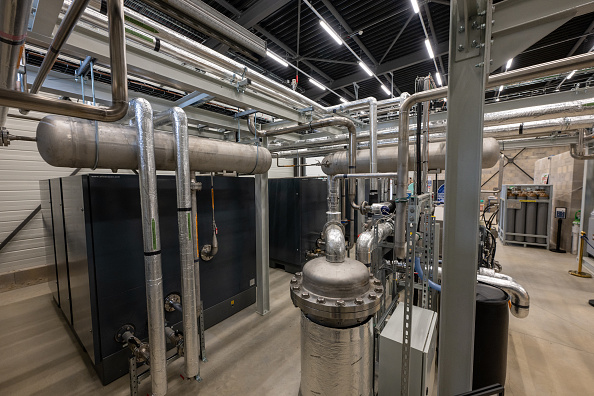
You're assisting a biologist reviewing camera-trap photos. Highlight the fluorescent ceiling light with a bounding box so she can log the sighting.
[499,85,504,92]
[310,78,327,90]
[340,97,348,103]
[506,59,513,70]
[320,20,343,45]
[359,61,373,76]
[381,84,391,95]
[425,39,434,59]
[435,72,443,86]
[266,50,288,67]
[411,0,420,13]
[495,98,500,102]
[567,70,576,80]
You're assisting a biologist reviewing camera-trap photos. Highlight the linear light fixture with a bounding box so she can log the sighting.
[340,97,348,103]
[320,20,343,45]
[266,50,288,67]
[506,58,513,70]
[359,61,373,76]
[567,70,576,80]
[425,39,434,59]
[435,72,443,86]
[411,0,420,14]
[310,78,327,90]
[499,85,504,92]
[381,84,391,95]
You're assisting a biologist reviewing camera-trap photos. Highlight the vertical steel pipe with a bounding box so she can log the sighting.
[190,177,203,357]
[154,108,200,379]
[130,98,167,396]
[0,0,33,128]
[368,98,378,203]
[27,0,92,96]
[0,0,128,121]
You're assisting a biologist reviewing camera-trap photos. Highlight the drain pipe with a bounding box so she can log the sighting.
[153,107,200,380]
[129,98,167,396]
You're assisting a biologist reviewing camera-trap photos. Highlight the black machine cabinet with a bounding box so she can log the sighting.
[40,174,256,385]
[269,177,327,273]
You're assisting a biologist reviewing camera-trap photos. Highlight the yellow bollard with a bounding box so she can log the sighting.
[569,231,593,278]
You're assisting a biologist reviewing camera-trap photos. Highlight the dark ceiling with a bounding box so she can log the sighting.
[134,0,594,108]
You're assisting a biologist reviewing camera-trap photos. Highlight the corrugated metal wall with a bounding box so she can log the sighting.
[0,109,136,275]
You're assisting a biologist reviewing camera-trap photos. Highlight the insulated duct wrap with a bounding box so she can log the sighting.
[36,115,271,174]
[321,138,500,174]
[300,313,373,396]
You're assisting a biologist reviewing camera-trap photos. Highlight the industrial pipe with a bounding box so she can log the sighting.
[0,0,33,128]
[322,138,500,174]
[26,0,92,99]
[153,108,200,379]
[129,98,167,396]
[394,52,594,258]
[570,129,594,160]
[36,115,271,174]
[0,0,128,121]
[356,221,394,265]
[477,274,530,319]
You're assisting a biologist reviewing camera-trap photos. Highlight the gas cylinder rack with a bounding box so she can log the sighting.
[498,184,553,248]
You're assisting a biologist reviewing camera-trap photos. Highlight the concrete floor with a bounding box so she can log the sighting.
[1,244,593,395]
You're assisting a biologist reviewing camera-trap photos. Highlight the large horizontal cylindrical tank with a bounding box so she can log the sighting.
[36,115,271,174]
[320,138,500,175]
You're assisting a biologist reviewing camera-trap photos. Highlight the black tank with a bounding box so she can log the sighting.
[473,283,510,390]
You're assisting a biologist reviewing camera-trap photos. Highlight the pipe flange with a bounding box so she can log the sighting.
[114,324,136,343]
[322,220,345,237]
[164,293,181,312]
[290,257,383,328]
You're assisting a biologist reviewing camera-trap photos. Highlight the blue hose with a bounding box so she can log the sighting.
[414,257,442,292]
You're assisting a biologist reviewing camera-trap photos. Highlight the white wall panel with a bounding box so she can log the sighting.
[268,157,293,179]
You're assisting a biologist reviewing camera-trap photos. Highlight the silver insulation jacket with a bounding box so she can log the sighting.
[36,115,271,174]
[160,107,200,378]
[300,313,374,396]
[130,98,167,396]
[477,274,530,319]
[356,221,394,265]
[321,138,501,175]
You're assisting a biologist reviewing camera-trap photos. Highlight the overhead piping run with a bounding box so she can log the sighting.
[248,114,359,249]
[21,0,92,116]
[77,4,325,114]
[0,0,128,122]
[153,107,200,380]
[139,0,266,59]
[570,129,594,160]
[128,98,167,396]
[0,0,34,128]
[393,52,594,258]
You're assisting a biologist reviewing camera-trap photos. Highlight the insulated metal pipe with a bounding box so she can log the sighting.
[394,52,594,258]
[368,98,379,201]
[36,115,271,174]
[477,274,530,318]
[129,98,167,396]
[0,0,33,128]
[321,138,500,174]
[356,221,394,265]
[0,0,128,121]
[154,107,200,379]
[27,0,92,97]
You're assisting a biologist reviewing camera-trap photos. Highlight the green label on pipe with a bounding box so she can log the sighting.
[187,213,192,240]
[152,218,157,250]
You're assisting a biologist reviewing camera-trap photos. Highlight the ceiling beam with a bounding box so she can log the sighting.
[300,57,359,65]
[253,24,334,82]
[380,14,414,64]
[305,41,449,98]
[212,0,242,17]
[567,19,594,57]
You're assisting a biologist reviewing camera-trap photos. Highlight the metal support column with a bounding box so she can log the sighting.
[438,1,492,394]
[580,145,594,271]
[255,136,270,315]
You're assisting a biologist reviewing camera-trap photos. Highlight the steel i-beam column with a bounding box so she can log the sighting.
[255,136,270,315]
[438,1,492,394]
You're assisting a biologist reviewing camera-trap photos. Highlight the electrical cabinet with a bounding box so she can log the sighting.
[40,174,256,385]
[269,177,327,273]
[378,304,438,396]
